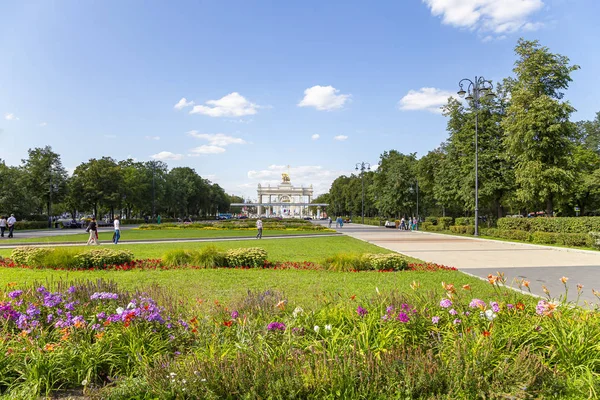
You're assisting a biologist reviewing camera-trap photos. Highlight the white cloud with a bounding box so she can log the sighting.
[174,97,194,110]
[311,134,320,140]
[298,85,351,111]
[151,151,184,161]
[334,135,348,141]
[398,87,455,113]
[187,131,246,146]
[189,145,226,155]
[145,135,160,140]
[38,122,47,127]
[4,113,19,121]
[422,0,544,36]
[190,92,259,117]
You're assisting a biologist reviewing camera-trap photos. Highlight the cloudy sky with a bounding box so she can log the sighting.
[1,0,599,199]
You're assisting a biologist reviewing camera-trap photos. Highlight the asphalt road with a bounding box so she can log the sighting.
[318,221,600,305]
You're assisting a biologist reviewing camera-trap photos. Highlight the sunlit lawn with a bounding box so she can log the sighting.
[2,228,333,244]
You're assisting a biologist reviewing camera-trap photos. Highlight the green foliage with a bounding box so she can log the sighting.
[449,225,475,235]
[193,245,227,268]
[372,151,418,218]
[73,249,134,269]
[499,216,600,234]
[364,254,408,271]
[10,247,53,265]
[497,218,531,231]
[438,217,453,229]
[162,249,194,267]
[454,217,474,226]
[224,247,268,268]
[531,231,558,244]
[323,253,409,272]
[14,221,50,230]
[421,222,444,232]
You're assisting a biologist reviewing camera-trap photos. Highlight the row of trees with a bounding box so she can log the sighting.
[321,39,600,220]
[0,148,244,220]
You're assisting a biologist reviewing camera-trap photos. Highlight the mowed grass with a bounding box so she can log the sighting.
[0,235,511,308]
[1,228,333,244]
[0,236,387,260]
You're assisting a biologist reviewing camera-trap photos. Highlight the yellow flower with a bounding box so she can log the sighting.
[522,280,530,288]
[542,285,550,294]
[560,276,569,284]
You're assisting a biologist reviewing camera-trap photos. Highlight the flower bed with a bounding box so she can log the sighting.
[0,275,598,398]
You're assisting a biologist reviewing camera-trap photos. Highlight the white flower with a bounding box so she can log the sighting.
[116,307,124,315]
[81,379,88,386]
[325,324,332,331]
[484,309,497,321]
[169,372,176,377]
[292,307,304,318]
[314,325,320,333]
[127,301,136,309]
[181,379,187,384]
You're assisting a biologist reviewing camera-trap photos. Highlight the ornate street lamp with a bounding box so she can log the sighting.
[457,76,495,236]
[355,162,371,224]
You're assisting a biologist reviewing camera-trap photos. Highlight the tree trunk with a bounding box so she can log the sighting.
[546,197,553,217]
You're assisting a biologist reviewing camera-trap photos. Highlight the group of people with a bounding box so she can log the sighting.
[399,217,418,231]
[86,216,121,245]
[0,214,17,238]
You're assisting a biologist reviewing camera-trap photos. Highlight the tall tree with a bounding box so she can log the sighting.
[372,151,418,218]
[70,157,124,218]
[21,146,68,220]
[502,39,580,215]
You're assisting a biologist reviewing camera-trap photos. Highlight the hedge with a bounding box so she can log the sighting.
[10,247,134,269]
[224,248,268,268]
[482,229,592,248]
[424,217,453,229]
[449,225,475,235]
[498,216,600,234]
[455,217,475,226]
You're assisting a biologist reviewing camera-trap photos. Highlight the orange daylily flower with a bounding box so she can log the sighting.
[223,320,233,327]
[44,343,58,352]
[95,332,105,340]
[462,284,471,291]
[560,276,569,284]
[482,330,491,337]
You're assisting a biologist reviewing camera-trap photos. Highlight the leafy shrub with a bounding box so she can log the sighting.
[531,231,557,244]
[364,254,408,271]
[163,249,194,267]
[420,222,433,231]
[449,225,475,235]
[485,229,531,242]
[589,232,600,250]
[225,248,268,268]
[192,245,226,268]
[455,217,474,226]
[73,249,134,269]
[555,233,592,247]
[498,216,600,234]
[438,217,454,229]
[36,247,84,269]
[322,254,369,271]
[14,221,50,230]
[497,218,531,231]
[424,217,438,225]
[10,247,53,265]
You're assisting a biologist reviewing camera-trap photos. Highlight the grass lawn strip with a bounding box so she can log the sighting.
[0,228,334,245]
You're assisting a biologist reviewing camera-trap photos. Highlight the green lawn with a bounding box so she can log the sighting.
[1,228,334,244]
[0,236,390,260]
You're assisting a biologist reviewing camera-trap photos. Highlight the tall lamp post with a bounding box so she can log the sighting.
[457,76,495,237]
[355,162,371,224]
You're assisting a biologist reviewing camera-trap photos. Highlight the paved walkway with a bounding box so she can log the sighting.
[325,222,600,305]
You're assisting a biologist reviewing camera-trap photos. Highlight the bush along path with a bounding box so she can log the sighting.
[0,275,598,398]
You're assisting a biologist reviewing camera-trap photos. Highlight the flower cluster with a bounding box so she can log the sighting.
[267,322,286,331]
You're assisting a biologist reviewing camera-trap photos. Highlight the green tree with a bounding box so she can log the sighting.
[0,161,36,218]
[372,151,418,218]
[21,146,68,220]
[502,39,580,215]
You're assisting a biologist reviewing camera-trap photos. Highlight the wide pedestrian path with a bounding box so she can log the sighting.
[328,222,600,305]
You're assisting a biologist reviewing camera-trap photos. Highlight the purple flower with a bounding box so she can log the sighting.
[356,306,368,317]
[490,301,500,313]
[386,305,394,314]
[64,301,76,311]
[536,300,548,316]
[469,299,486,309]
[439,299,452,309]
[8,290,23,299]
[449,309,458,315]
[43,293,63,308]
[90,323,101,331]
[26,304,40,317]
[90,292,119,301]
[231,311,239,319]
[267,321,286,331]
[401,303,411,311]
[96,312,106,319]
[47,314,54,323]
[464,311,471,316]
[453,318,461,325]
[36,286,47,294]
[68,286,77,294]
[396,312,410,323]
[507,304,515,310]
[432,316,440,324]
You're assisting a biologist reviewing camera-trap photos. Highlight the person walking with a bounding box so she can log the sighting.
[256,218,263,239]
[328,216,332,228]
[0,216,6,237]
[86,217,98,245]
[7,214,16,238]
[157,214,161,225]
[400,217,405,230]
[113,216,121,244]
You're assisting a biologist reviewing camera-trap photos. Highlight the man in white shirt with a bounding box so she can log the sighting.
[7,214,17,238]
[256,218,263,239]
[113,216,121,244]
[0,216,6,237]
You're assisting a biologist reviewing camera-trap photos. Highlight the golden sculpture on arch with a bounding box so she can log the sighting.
[281,172,291,183]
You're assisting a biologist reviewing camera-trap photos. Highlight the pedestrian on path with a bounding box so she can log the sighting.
[7,214,16,238]
[157,214,161,225]
[86,217,98,245]
[256,218,263,239]
[400,217,406,230]
[0,216,6,237]
[113,216,121,244]
[328,216,332,228]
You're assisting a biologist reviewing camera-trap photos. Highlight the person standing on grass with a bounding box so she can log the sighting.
[0,216,6,237]
[256,218,263,239]
[7,214,16,238]
[113,216,121,244]
[86,217,98,245]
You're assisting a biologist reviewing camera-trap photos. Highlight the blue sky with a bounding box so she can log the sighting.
[1,0,599,199]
